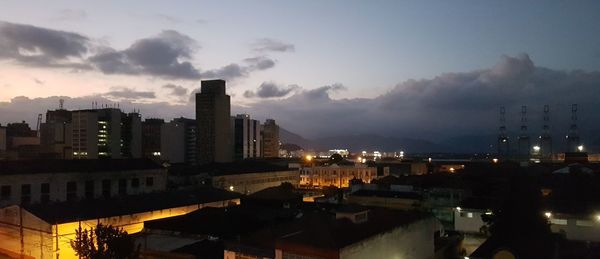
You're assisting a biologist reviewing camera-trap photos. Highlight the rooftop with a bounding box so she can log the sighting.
[0,158,164,175]
[23,188,241,224]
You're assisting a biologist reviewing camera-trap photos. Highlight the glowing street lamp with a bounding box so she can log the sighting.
[305,155,313,161]
[577,145,584,152]
[544,212,552,218]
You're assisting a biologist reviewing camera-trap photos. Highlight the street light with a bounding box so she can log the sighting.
[305,155,313,161]
[577,145,584,152]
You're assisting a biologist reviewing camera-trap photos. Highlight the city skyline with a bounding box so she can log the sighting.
[1,1,600,144]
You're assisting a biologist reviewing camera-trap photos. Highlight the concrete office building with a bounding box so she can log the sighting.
[40,109,73,159]
[71,108,142,159]
[196,80,232,164]
[142,118,164,158]
[262,119,280,158]
[161,117,197,164]
[233,114,261,160]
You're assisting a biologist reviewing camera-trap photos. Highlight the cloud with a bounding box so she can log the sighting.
[4,54,599,152]
[103,87,156,100]
[89,30,201,79]
[52,9,87,22]
[252,38,295,52]
[162,84,188,96]
[156,14,181,24]
[244,82,300,98]
[200,56,276,81]
[238,55,600,146]
[33,78,44,85]
[0,21,91,68]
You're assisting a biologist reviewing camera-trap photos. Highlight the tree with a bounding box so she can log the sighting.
[71,223,139,259]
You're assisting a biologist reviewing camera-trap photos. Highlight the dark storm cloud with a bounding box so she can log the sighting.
[243,54,600,142]
[0,21,91,68]
[103,87,156,99]
[4,54,600,151]
[252,38,295,52]
[243,82,300,98]
[89,30,202,79]
[162,84,188,96]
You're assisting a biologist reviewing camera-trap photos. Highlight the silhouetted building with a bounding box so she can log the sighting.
[261,119,279,158]
[40,109,72,159]
[0,126,6,157]
[5,122,40,160]
[161,117,197,164]
[142,118,164,158]
[196,80,232,164]
[232,114,261,161]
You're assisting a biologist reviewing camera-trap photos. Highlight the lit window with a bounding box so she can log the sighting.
[467,212,473,218]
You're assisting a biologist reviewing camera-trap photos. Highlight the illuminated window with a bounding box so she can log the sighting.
[467,212,473,218]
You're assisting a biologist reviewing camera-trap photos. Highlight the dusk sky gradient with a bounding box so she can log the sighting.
[1,1,600,150]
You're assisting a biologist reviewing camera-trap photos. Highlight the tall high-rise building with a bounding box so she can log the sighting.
[261,119,280,158]
[142,118,164,158]
[72,110,99,159]
[232,114,261,160]
[161,117,197,164]
[196,80,232,164]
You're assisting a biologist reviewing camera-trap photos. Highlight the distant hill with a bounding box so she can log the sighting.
[279,128,317,150]
[312,134,444,153]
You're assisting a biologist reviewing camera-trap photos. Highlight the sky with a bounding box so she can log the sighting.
[1,1,600,148]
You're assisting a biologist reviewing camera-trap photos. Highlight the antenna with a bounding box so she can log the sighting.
[499,106,506,134]
[542,104,550,133]
[59,99,64,110]
[520,105,527,133]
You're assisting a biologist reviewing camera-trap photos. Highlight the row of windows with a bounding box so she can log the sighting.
[301,170,375,177]
[238,175,297,185]
[0,177,154,204]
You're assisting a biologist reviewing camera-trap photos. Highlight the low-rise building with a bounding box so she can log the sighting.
[0,159,167,207]
[300,164,380,188]
[212,170,299,195]
[225,206,441,259]
[0,188,240,259]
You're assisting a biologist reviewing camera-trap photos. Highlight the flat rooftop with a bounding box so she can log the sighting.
[0,158,164,175]
[23,188,241,224]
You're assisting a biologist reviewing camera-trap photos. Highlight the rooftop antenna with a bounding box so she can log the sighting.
[539,104,552,158]
[497,106,509,157]
[59,99,64,110]
[566,104,580,152]
[517,105,530,159]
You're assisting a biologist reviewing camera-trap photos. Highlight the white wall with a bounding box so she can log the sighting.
[454,209,485,233]
[339,218,438,259]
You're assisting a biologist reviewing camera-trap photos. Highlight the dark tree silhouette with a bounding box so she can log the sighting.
[70,223,139,259]
[482,175,550,238]
[329,153,343,163]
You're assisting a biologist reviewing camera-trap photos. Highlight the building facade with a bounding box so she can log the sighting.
[40,109,73,159]
[0,159,167,207]
[212,170,300,195]
[300,164,380,188]
[232,114,261,160]
[71,108,142,159]
[142,118,164,158]
[196,80,233,164]
[261,119,280,158]
[161,117,197,164]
